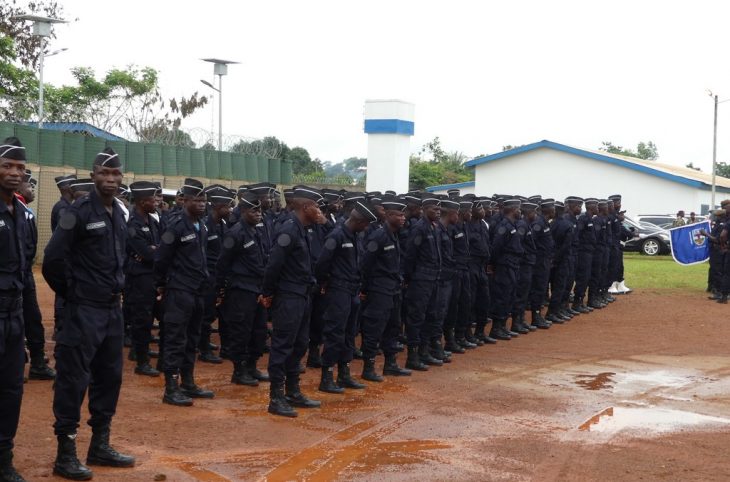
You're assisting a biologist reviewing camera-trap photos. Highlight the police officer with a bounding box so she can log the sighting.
[260,186,324,418]
[529,198,555,329]
[466,198,496,344]
[588,200,611,307]
[573,198,598,311]
[125,181,162,377]
[429,197,458,363]
[198,185,234,364]
[154,178,214,407]
[315,201,376,393]
[511,201,538,334]
[359,195,411,380]
[446,197,475,351]
[0,138,30,482]
[402,196,442,371]
[217,191,270,387]
[607,194,633,294]
[43,147,135,480]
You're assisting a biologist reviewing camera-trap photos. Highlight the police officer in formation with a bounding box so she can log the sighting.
[1,132,638,480]
[702,200,730,303]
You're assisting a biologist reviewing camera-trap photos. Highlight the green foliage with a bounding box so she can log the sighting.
[0,35,37,120]
[408,136,473,190]
[600,140,659,160]
[230,136,323,175]
[715,162,730,178]
[0,0,67,70]
[323,156,365,184]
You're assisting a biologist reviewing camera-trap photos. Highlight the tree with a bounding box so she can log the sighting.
[408,136,473,190]
[0,36,37,121]
[600,140,658,160]
[0,0,68,70]
[715,162,730,178]
[288,146,323,176]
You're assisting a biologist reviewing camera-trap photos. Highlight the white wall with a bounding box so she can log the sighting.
[364,100,414,194]
[473,148,710,217]
[429,184,476,196]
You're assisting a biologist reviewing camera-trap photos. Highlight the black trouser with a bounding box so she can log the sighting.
[124,273,156,360]
[221,288,267,363]
[549,257,570,312]
[445,269,470,334]
[490,264,517,321]
[267,292,311,386]
[720,253,730,296]
[404,279,439,347]
[573,250,593,301]
[512,262,534,317]
[468,261,490,325]
[309,291,327,347]
[53,301,123,435]
[428,278,452,343]
[22,270,44,357]
[320,288,359,367]
[709,248,721,291]
[360,291,401,360]
[199,275,217,352]
[161,289,203,375]
[561,254,577,304]
[588,247,607,299]
[53,294,65,336]
[0,303,24,452]
[529,257,551,311]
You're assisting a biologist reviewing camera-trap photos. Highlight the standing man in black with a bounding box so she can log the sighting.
[125,181,162,377]
[154,178,214,407]
[260,186,324,418]
[216,191,270,387]
[529,199,555,329]
[466,198,495,344]
[50,175,76,341]
[315,202,375,394]
[0,137,30,482]
[43,147,135,480]
[198,185,233,365]
[573,198,598,312]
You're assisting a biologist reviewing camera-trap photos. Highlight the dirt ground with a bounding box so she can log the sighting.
[13,275,730,482]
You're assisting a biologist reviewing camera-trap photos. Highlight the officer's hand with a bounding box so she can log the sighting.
[359,292,367,301]
[320,283,327,295]
[700,229,709,237]
[486,265,495,275]
[134,254,143,262]
[215,288,225,307]
[156,287,165,301]
[258,295,273,308]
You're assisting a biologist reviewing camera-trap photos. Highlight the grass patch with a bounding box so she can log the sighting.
[623,252,708,291]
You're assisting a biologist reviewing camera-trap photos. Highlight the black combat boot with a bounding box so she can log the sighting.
[464,326,484,346]
[87,426,135,468]
[231,361,259,386]
[362,358,384,382]
[28,351,55,380]
[246,358,269,382]
[163,372,193,406]
[54,434,93,481]
[531,310,551,329]
[0,450,26,482]
[444,328,465,354]
[511,313,530,334]
[198,334,223,364]
[405,345,428,371]
[718,294,729,304]
[587,297,605,309]
[319,366,345,394]
[455,327,477,349]
[181,369,214,398]
[285,378,321,408]
[134,351,160,377]
[489,319,511,340]
[268,382,297,418]
[337,362,366,389]
[708,290,721,300]
[474,323,497,344]
[306,343,323,368]
[383,354,411,376]
[418,344,443,366]
[545,310,566,324]
[430,339,451,363]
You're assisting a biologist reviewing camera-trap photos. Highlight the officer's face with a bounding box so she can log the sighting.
[260,196,272,210]
[424,204,440,222]
[385,210,406,231]
[18,181,34,202]
[544,207,555,219]
[0,157,26,194]
[184,195,207,219]
[139,196,157,214]
[243,206,262,225]
[472,206,485,219]
[526,210,537,222]
[215,203,231,219]
[302,201,323,225]
[374,205,386,221]
[91,165,123,198]
[461,209,472,222]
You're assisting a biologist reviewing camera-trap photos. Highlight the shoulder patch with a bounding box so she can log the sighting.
[517,227,526,235]
[367,240,379,252]
[181,233,196,242]
[497,226,507,235]
[223,236,236,249]
[161,231,176,245]
[324,237,337,250]
[278,233,292,247]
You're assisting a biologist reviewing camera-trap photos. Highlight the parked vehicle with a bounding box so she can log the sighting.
[636,214,706,230]
[622,216,671,256]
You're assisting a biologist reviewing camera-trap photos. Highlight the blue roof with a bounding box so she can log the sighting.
[23,122,126,141]
[465,140,730,193]
[425,180,475,192]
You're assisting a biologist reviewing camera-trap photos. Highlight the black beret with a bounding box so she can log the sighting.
[238,191,261,209]
[181,178,205,197]
[94,147,122,168]
[130,181,158,200]
[55,174,77,188]
[352,201,378,222]
[70,178,94,193]
[292,185,324,203]
[381,195,407,212]
[206,185,235,205]
[503,198,521,208]
[0,137,26,161]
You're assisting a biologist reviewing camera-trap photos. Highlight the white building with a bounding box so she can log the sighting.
[427,140,730,216]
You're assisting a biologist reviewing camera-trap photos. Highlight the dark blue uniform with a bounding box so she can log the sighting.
[360,225,403,359]
[466,218,490,335]
[43,190,126,436]
[315,224,361,367]
[307,217,336,358]
[512,217,535,320]
[445,221,471,341]
[403,217,441,348]
[20,202,45,361]
[588,214,608,301]
[529,214,554,311]
[124,209,161,361]
[50,197,71,333]
[0,195,27,453]
[262,216,316,387]
[550,214,576,313]
[216,218,268,365]
[154,213,208,376]
[573,213,596,303]
[200,215,226,355]
[561,212,580,306]
[489,216,523,323]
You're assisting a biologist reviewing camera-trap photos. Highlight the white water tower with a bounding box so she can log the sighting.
[363,100,414,193]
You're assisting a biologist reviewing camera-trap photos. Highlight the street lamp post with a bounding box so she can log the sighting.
[201,59,239,151]
[11,15,66,129]
[712,94,718,209]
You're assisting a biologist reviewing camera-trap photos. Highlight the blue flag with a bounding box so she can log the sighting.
[669,221,711,265]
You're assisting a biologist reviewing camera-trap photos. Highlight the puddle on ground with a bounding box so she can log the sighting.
[579,406,730,434]
[574,372,616,391]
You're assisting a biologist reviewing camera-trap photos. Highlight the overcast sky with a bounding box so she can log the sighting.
[37,0,730,170]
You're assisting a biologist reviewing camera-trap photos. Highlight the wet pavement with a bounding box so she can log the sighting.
[16,286,730,481]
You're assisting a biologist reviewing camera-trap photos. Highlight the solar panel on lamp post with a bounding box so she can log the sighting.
[201,59,239,152]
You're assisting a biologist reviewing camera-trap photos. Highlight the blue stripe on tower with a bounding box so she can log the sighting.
[363,119,415,135]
